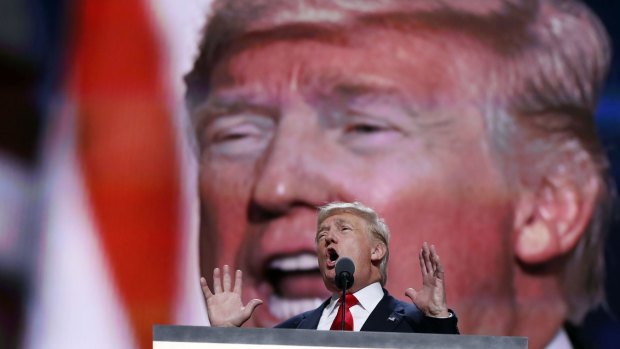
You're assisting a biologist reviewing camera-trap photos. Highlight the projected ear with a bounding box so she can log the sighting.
[514,175,599,264]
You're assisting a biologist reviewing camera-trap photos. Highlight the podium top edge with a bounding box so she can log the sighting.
[153,325,527,349]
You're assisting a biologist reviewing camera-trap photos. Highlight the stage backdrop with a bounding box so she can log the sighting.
[0,1,618,349]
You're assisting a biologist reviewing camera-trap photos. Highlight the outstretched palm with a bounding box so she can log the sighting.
[201,265,263,327]
[405,242,449,318]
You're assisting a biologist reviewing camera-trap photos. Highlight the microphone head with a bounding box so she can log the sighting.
[335,257,355,290]
[335,257,355,275]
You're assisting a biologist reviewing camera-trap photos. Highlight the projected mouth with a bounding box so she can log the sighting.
[264,253,324,320]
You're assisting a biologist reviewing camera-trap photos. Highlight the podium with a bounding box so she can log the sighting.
[153,325,527,348]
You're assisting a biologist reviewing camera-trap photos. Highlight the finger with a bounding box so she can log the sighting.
[200,277,213,299]
[423,242,434,274]
[430,244,440,262]
[430,245,445,275]
[223,265,232,292]
[213,267,222,293]
[233,269,243,294]
[429,245,439,269]
[242,299,264,319]
[405,288,418,302]
[419,248,428,276]
[433,250,445,278]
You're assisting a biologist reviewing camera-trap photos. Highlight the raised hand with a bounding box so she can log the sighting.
[200,265,263,327]
[405,242,450,318]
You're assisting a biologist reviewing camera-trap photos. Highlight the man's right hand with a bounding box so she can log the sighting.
[200,265,263,327]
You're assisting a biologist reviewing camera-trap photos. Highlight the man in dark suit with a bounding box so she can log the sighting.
[201,202,459,334]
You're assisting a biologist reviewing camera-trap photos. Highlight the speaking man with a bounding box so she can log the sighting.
[201,202,459,333]
[186,1,613,348]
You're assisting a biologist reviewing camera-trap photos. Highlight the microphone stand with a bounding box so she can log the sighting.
[340,274,348,331]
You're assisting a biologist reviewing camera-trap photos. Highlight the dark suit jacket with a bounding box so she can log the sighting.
[274,290,459,334]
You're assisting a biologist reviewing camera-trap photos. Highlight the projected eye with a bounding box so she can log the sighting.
[345,122,386,134]
[211,123,260,142]
[340,116,402,150]
[203,114,274,156]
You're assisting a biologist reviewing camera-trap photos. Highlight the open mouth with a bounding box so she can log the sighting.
[263,253,325,320]
[327,248,339,263]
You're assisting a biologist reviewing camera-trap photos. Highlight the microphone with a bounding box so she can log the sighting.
[335,257,355,331]
[335,257,355,290]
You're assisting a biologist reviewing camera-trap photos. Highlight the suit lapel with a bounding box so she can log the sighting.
[296,298,331,329]
[293,290,405,331]
[360,292,405,332]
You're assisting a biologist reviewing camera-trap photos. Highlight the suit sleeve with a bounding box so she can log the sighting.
[414,309,459,334]
[273,313,307,329]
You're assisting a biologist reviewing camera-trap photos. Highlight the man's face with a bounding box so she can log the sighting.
[316,212,382,293]
[197,28,517,333]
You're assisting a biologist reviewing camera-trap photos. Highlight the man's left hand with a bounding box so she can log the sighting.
[405,242,450,318]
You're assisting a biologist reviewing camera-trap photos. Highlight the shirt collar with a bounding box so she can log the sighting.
[327,282,384,313]
[545,329,573,349]
[353,282,384,311]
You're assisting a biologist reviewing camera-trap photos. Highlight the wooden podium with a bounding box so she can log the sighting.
[153,325,527,349]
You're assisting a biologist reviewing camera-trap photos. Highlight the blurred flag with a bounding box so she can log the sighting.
[25,0,210,348]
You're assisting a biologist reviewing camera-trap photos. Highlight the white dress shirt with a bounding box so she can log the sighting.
[316,282,384,331]
[545,329,573,349]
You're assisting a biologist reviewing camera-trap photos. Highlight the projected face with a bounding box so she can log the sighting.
[197,29,517,332]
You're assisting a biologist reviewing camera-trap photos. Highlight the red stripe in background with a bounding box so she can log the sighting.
[69,1,180,348]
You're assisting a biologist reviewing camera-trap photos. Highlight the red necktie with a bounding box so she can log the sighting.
[330,293,359,331]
